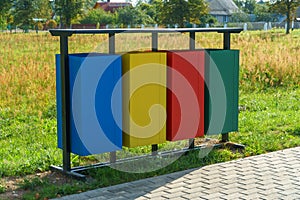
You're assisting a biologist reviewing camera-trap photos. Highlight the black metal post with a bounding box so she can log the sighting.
[189,138,195,149]
[109,33,115,54]
[108,32,117,163]
[152,144,158,156]
[223,32,230,50]
[151,32,159,156]
[189,32,195,50]
[188,32,196,149]
[222,31,230,142]
[60,36,71,172]
[152,32,158,52]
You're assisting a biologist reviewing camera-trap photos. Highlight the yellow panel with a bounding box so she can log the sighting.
[122,52,167,147]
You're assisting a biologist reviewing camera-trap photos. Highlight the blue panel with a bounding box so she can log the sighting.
[56,53,122,156]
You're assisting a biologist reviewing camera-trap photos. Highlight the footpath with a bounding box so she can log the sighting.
[53,147,300,200]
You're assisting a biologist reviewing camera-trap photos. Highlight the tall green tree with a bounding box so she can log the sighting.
[0,0,13,29]
[233,0,256,14]
[80,9,116,25]
[270,0,300,34]
[244,0,256,14]
[0,0,13,16]
[13,0,35,28]
[55,0,84,28]
[254,3,274,22]
[188,0,208,24]
[33,0,52,19]
[116,6,137,26]
[161,0,189,27]
[83,0,98,10]
[13,0,52,29]
[137,0,163,24]
[160,0,208,27]
[116,5,155,26]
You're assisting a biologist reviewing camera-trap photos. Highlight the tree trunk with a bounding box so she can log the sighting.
[286,0,291,34]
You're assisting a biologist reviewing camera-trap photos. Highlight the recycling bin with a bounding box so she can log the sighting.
[56,53,123,156]
[204,50,239,135]
[122,52,167,147]
[166,50,205,141]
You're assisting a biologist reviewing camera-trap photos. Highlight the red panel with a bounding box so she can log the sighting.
[167,51,205,141]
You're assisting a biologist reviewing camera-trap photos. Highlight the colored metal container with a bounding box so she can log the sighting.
[56,53,122,156]
[122,52,167,147]
[166,50,205,141]
[204,50,239,135]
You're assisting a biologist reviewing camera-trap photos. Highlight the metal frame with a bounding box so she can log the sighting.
[49,28,243,179]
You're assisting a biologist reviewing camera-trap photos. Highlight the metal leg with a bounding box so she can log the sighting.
[222,32,230,143]
[221,133,229,142]
[189,138,195,149]
[110,151,117,163]
[50,165,86,180]
[152,144,158,156]
[60,36,71,172]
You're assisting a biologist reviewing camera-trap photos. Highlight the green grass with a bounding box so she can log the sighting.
[0,185,5,194]
[13,86,300,200]
[233,87,300,156]
[0,30,300,199]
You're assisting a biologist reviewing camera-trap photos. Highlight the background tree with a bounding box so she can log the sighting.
[116,6,137,26]
[13,0,35,29]
[270,0,300,34]
[254,3,274,22]
[231,12,250,22]
[0,0,13,30]
[33,0,52,19]
[137,0,163,24]
[244,0,257,14]
[116,6,154,26]
[160,0,208,27]
[233,0,256,14]
[80,9,116,25]
[55,0,84,28]
[0,0,12,16]
[161,0,189,27]
[233,0,244,9]
[83,0,98,10]
[187,0,208,24]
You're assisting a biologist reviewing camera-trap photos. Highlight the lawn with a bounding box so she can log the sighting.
[0,29,299,199]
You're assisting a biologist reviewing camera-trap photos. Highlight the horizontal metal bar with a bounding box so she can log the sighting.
[50,165,86,180]
[49,28,243,36]
[51,141,245,178]
[67,144,220,173]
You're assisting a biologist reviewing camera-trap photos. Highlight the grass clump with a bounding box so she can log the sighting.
[0,184,5,194]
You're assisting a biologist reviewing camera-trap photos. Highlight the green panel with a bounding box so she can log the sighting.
[205,50,239,135]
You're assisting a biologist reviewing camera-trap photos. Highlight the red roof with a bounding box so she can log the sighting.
[93,2,132,12]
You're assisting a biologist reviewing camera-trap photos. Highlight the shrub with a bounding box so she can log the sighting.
[46,20,57,29]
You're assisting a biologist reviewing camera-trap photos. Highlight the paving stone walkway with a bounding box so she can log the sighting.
[53,147,300,200]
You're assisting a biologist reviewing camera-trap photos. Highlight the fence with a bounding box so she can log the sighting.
[227,22,300,31]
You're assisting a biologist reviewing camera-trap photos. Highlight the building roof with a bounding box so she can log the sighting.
[207,0,239,16]
[93,1,132,12]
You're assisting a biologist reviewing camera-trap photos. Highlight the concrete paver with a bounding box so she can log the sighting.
[52,147,300,200]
